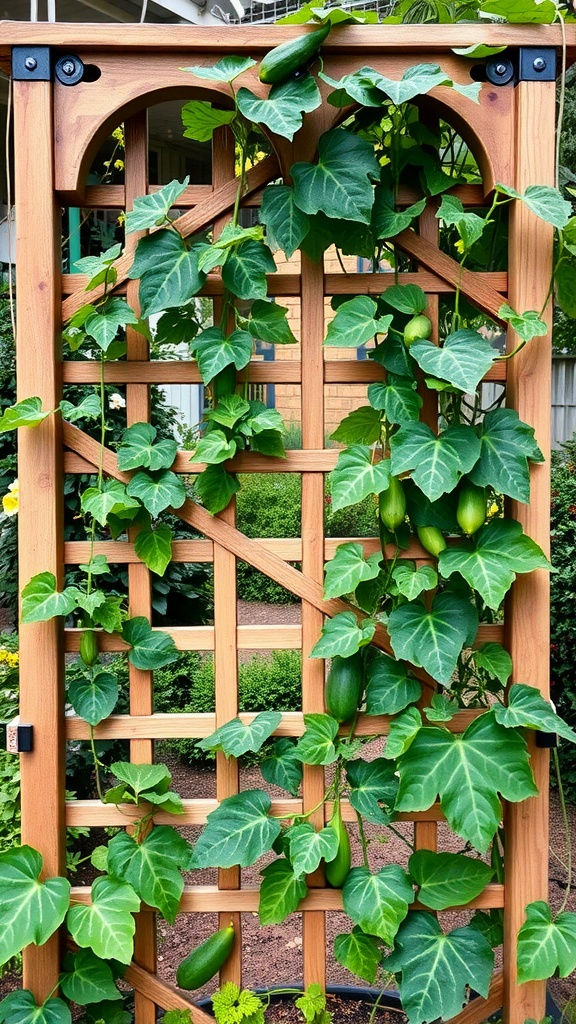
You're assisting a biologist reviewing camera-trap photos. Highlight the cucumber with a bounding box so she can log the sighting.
[403,314,432,347]
[379,475,406,531]
[325,652,363,723]
[456,482,486,535]
[259,25,331,85]
[325,800,351,888]
[80,629,99,667]
[176,924,235,990]
[416,525,447,558]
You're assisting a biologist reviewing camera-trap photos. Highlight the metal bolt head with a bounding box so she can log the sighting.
[533,56,547,71]
[24,56,37,71]
[494,62,509,76]
[61,59,76,76]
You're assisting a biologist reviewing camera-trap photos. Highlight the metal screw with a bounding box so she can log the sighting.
[494,63,509,76]
[533,56,547,71]
[61,59,76,76]
[24,56,37,71]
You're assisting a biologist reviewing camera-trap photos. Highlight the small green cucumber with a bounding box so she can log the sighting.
[176,924,235,990]
[325,652,363,723]
[379,475,407,531]
[258,25,331,85]
[79,629,99,667]
[325,800,351,888]
[403,314,432,347]
[416,525,447,558]
[456,482,487,535]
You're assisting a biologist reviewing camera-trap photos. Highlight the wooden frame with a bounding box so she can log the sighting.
[4,20,573,1024]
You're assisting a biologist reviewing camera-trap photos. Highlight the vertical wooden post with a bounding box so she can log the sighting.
[14,77,66,998]
[503,78,555,1024]
[301,254,327,989]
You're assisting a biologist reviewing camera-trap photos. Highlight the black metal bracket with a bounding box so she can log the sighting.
[12,45,51,82]
[1,718,33,754]
[518,46,557,81]
[536,730,558,748]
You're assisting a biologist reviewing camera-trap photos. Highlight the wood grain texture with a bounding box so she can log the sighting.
[124,963,214,1022]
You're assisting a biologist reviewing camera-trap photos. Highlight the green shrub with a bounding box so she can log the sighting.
[236,474,301,604]
[550,439,576,800]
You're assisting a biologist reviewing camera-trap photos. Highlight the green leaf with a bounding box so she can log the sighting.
[409,330,496,393]
[84,298,139,352]
[517,901,576,981]
[222,240,276,301]
[439,518,551,611]
[330,407,381,446]
[364,648,421,716]
[182,55,256,81]
[473,642,512,685]
[291,130,379,225]
[0,993,70,1024]
[436,194,486,250]
[329,447,391,510]
[181,100,236,142]
[556,258,576,318]
[386,913,493,1024]
[453,43,507,57]
[390,423,481,502]
[84,1004,130,1024]
[59,946,120,1003]
[294,985,329,1024]
[288,823,339,876]
[59,393,101,424]
[409,850,494,910]
[68,669,118,727]
[372,188,426,240]
[107,826,190,924]
[66,876,139,964]
[0,846,70,964]
[197,711,282,757]
[125,178,189,233]
[388,589,478,685]
[117,422,177,472]
[424,692,459,722]
[310,611,375,659]
[126,470,186,518]
[121,616,178,670]
[468,408,543,503]
[92,596,124,634]
[128,230,205,318]
[81,480,141,527]
[193,430,237,465]
[334,929,381,985]
[495,183,571,229]
[21,572,80,624]
[195,463,240,514]
[325,296,392,348]
[191,789,280,869]
[323,542,382,600]
[110,761,171,797]
[381,283,427,315]
[498,303,548,342]
[134,524,173,576]
[367,377,423,424]
[260,739,303,797]
[206,394,251,428]
[494,683,576,743]
[237,75,321,142]
[0,397,51,432]
[193,327,253,384]
[246,300,297,345]
[258,859,307,925]
[260,185,310,260]
[211,984,265,1024]
[396,712,537,851]
[155,305,200,346]
[342,865,414,945]
[295,713,339,766]
[392,563,437,600]
[346,757,398,825]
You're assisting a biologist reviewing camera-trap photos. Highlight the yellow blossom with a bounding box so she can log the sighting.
[2,480,18,517]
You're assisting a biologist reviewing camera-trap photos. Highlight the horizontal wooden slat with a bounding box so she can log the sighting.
[61,271,301,298]
[326,271,508,296]
[65,623,302,653]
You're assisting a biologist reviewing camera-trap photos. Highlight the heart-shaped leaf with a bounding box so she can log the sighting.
[222,240,276,301]
[134,524,173,576]
[117,423,177,472]
[409,330,496,393]
[190,790,281,869]
[295,714,339,766]
[409,850,494,910]
[388,589,478,685]
[181,101,236,142]
[473,642,512,685]
[323,542,382,600]
[392,563,437,600]
[324,296,392,348]
[310,611,375,659]
[192,430,237,465]
[0,846,70,965]
[517,901,576,980]
[67,876,140,964]
[346,757,398,824]
[237,75,321,142]
[364,648,422,716]
[260,740,303,797]
[121,616,178,670]
[391,423,481,502]
[342,865,414,944]
[260,185,310,260]
[245,300,297,345]
[258,859,307,924]
[291,130,379,225]
[367,377,422,424]
[334,929,382,984]
[288,823,339,876]
[384,707,422,760]
[193,327,253,384]
[330,447,391,510]
[0,397,51,432]
[125,178,189,233]
[68,669,118,727]
[468,408,543,503]
[0,993,70,1024]
[107,825,191,924]
[128,230,205,318]
[126,469,186,517]
[330,407,381,446]
[21,572,80,624]
[494,683,576,743]
[197,711,282,757]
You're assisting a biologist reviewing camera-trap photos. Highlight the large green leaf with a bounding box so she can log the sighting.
[294,714,339,766]
[181,101,235,142]
[367,377,422,425]
[110,761,171,797]
[436,195,486,250]
[372,188,426,240]
[291,130,379,224]
[84,298,139,352]
[324,296,392,348]
[107,826,191,924]
[330,407,381,446]
[346,757,398,825]
[388,589,478,685]
[59,394,101,424]
[206,394,251,428]
[191,789,281,869]
[134,524,173,576]
[329,447,391,510]
[288,823,339,877]
[380,284,427,315]
[468,408,543,503]
[517,901,576,980]
[192,430,237,465]
[342,865,414,945]
[67,876,139,964]
[391,563,437,601]
[395,712,537,850]
[197,711,282,757]
[0,396,51,432]
[259,859,307,924]
[128,230,205,317]
[182,55,256,81]
[0,846,70,965]
[495,183,571,228]
[498,304,548,342]
[473,642,512,686]
[221,240,276,300]
[0,993,70,1024]
[260,185,310,260]
[193,327,253,384]
[60,949,120,1005]
[20,572,80,624]
[556,258,576,318]
[81,480,141,527]
[74,243,121,290]
[125,178,189,233]
[126,469,186,518]
[260,739,303,797]
[439,518,551,610]
[386,913,493,1024]
[117,423,177,472]
[237,75,321,142]
[409,850,494,910]
[390,423,481,502]
[195,463,240,514]
[121,616,178,670]
[494,683,576,743]
[68,669,118,727]
[323,542,382,600]
[334,929,381,984]
[384,706,422,760]
[246,300,297,345]
[409,330,496,393]
[310,611,375,659]
[480,0,557,20]
[364,648,421,716]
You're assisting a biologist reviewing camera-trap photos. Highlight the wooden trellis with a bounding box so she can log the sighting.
[1,18,572,1024]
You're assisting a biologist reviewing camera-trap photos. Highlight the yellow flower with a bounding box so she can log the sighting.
[114,159,125,171]
[2,480,18,517]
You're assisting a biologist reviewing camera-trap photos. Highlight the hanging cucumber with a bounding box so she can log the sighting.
[325,799,351,888]
[325,652,363,723]
[416,525,446,558]
[403,314,432,347]
[259,25,331,85]
[456,482,487,535]
[79,629,99,667]
[176,924,235,990]
[379,475,407,531]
